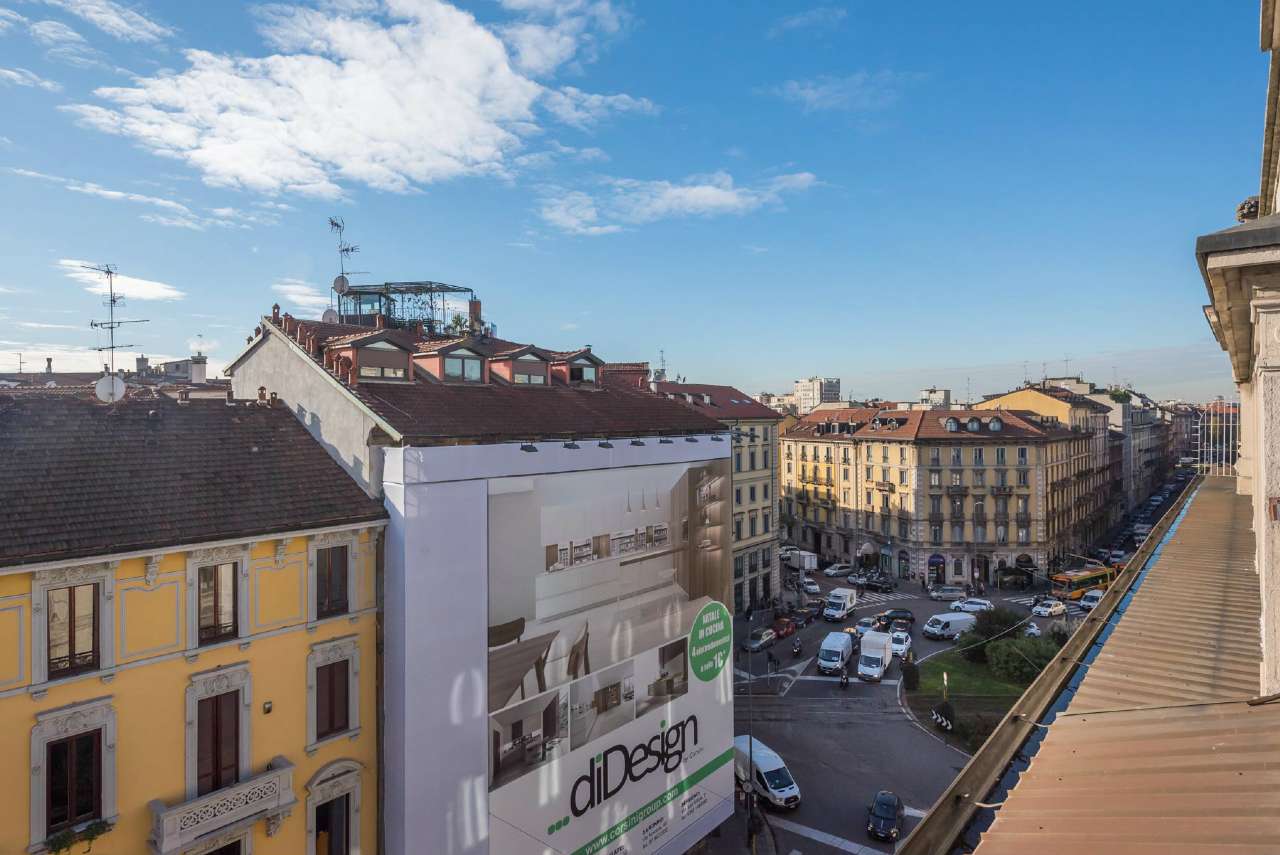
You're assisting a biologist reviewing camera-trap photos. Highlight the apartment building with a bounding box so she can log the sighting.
[976,383,1113,549]
[780,408,1073,587]
[227,302,736,855]
[793,376,840,414]
[649,382,782,613]
[0,390,387,855]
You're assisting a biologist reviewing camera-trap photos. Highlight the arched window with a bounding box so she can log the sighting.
[989,417,1003,432]
[945,418,959,432]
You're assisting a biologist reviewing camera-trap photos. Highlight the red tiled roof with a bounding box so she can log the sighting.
[0,392,387,568]
[261,317,723,443]
[650,382,781,421]
[785,408,1072,441]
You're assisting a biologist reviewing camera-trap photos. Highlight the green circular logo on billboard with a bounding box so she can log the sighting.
[689,601,732,682]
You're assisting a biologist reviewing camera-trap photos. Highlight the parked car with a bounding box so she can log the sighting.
[823,562,854,578]
[889,619,911,634]
[929,585,966,601]
[802,579,821,595]
[950,597,994,613]
[1032,598,1067,617]
[890,630,912,658]
[863,575,897,593]
[1079,589,1105,611]
[771,618,796,639]
[866,790,904,842]
[1108,550,1129,564]
[853,616,876,637]
[1024,621,1042,638]
[741,627,777,652]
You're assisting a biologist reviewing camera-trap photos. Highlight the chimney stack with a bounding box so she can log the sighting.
[177,388,190,405]
[468,299,482,332]
[375,313,387,330]
[269,391,278,407]
[257,386,267,405]
[272,303,281,323]
[45,357,53,375]
[225,389,235,407]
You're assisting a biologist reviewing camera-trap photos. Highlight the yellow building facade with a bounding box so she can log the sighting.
[780,408,1074,586]
[0,393,387,855]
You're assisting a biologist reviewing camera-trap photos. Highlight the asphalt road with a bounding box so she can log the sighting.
[710,578,1060,854]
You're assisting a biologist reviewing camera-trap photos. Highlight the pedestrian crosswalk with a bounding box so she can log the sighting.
[1002,595,1088,617]
[854,590,915,607]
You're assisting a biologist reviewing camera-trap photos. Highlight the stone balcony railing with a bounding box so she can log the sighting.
[149,756,296,855]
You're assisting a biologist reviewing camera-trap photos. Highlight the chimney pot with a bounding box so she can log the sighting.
[269,391,278,407]
[177,388,190,404]
[272,304,281,322]
[45,357,53,374]
[225,390,235,406]
[257,386,267,402]
[375,313,387,330]
[247,335,253,345]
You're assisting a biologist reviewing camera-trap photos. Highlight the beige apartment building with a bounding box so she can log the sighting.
[780,407,1075,587]
[977,383,1114,552]
[650,382,782,612]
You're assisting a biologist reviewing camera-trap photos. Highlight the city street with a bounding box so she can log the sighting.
[711,575,1051,854]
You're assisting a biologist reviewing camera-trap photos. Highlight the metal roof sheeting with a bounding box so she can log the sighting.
[975,477,1280,855]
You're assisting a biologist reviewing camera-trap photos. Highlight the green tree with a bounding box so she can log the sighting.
[956,607,1025,663]
[987,637,1058,684]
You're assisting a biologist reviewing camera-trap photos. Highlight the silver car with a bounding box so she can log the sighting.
[950,597,994,613]
[929,585,966,601]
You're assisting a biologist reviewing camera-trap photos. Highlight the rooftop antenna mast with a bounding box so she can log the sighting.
[86,263,148,378]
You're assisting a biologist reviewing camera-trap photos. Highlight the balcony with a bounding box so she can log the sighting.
[875,480,896,492]
[1015,512,1031,526]
[945,485,969,496]
[990,486,1014,496]
[149,757,297,855]
[928,512,944,524]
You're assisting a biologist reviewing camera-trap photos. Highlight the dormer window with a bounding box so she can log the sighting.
[945,418,960,432]
[967,417,981,432]
[989,417,1003,432]
[444,348,484,382]
[513,354,547,385]
[570,359,596,383]
[359,365,405,379]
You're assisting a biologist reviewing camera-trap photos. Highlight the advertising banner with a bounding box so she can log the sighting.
[485,459,734,854]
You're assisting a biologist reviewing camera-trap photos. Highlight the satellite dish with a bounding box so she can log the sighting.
[333,274,349,295]
[94,374,126,403]
[321,308,339,324]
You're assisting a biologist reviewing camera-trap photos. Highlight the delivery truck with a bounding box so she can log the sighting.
[817,631,854,674]
[857,630,893,682]
[787,550,818,573]
[822,587,857,621]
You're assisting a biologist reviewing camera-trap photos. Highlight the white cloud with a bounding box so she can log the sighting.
[560,321,579,330]
[39,0,172,42]
[7,167,282,230]
[0,8,28,34]
[540,170,817,235]
[187,335,220,352]
[18,321,80,330]
[542,85,655,128]
[770,71,921,112]
[0,66,62,92]
[29,18,83,44]
[767,6,846,38]
[743,244,768,254]
[64,0,651,198]
[272,278,331,312]
[56,258,186,300]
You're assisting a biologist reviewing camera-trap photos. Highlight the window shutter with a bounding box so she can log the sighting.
[317,661,332,737]
[333,663,349,733]
[196,697,216,796]
[217,691,239,788]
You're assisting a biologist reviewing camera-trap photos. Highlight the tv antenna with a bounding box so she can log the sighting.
[85,263,148,380]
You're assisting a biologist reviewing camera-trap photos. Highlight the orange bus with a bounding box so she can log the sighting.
[1050,566,1117,600]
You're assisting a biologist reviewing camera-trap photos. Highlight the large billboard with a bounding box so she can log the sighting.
[486,459,735,855]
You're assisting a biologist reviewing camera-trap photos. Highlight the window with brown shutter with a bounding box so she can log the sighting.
[198,563,237,645]
[47,584,99,678]
[316,546,349,619]
[46,730,101,835]
[316,660,350,740]
[197,691,240,796]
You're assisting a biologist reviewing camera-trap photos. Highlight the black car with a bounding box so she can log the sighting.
[866,790,904,841]
[863,575,897,593]
[877,608,915,626]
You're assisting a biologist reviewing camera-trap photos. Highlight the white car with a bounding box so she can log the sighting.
[823,563,853,578]
[1079,589,1105,611]
[890,630,912,658]
[949,597,994,613]
[1032,598,1067,617]
[1024,621,1042,638]
[803,579,821,595]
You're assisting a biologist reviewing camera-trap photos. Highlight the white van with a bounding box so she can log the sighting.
[1079,589,1105,611]
[733,735,800,809]
[817,631,854,674]
[922,612,977,640]
[823,587,857,621]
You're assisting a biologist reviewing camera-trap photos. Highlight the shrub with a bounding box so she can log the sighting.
[901,659,920,691]
[956,607,1025,663]
[1048,624,1071,649]
[987,637,1059,684]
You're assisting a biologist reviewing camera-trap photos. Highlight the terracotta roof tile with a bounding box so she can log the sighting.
[0,393,387,568]
[650,382,781,421]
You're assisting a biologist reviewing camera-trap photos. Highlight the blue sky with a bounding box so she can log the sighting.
[0,0,1264,401]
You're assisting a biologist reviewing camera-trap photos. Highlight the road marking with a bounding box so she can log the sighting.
[793,676,900,686]
[903,806,928,819]
[767,816,885,855]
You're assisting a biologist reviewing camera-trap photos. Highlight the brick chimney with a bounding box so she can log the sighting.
[257,386,267,405]
[272,303,281,323]
[468,299,482,332]
[45,357,52,375]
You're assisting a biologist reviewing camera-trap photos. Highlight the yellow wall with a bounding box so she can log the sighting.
[0,526,382,855]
